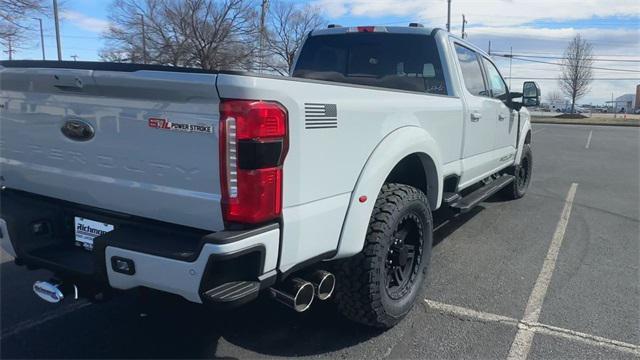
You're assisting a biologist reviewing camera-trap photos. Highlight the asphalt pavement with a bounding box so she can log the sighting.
[1,123,639,359]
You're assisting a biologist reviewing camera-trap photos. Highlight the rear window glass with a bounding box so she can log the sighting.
[292,33,448,95]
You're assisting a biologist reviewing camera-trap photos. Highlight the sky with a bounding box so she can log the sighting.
[6,0,640,105]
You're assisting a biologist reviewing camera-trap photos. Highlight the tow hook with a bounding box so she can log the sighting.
[33,280,78,303]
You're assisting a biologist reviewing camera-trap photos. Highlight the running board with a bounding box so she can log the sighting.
[449,175,515,213]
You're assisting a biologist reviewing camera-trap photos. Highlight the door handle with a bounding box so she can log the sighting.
[498,114,506,121]
[470,112,482,122]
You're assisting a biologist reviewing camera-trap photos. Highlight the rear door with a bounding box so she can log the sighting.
[453,43,498,186]
[0,66,223,231]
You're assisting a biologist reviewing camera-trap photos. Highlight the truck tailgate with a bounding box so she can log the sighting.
[0,66,223,231]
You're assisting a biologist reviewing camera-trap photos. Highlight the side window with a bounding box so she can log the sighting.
[482,57,508,99]
[454,44,486,96]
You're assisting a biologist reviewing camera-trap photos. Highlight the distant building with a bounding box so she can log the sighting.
[636,84,640,110]
[614,94,635,112]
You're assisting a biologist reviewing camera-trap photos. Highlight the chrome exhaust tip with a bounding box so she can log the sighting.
[33,280,78,303]
[308,270,335,300]
[269,278,315,312]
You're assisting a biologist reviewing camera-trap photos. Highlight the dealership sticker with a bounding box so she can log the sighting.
[148,118,213,134]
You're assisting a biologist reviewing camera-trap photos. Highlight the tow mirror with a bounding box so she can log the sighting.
[522,81,540,106]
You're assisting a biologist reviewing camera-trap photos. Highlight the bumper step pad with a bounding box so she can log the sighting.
[203,281,260,303]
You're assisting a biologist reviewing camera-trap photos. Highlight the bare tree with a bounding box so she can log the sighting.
[558,34,594,114]
[101,0,258,70]
[263,1,325,75]
[180,0,258,70]
[0,0,47,29]
[545,90,564,103]
[102,0,192,66]
[1,0,48,55]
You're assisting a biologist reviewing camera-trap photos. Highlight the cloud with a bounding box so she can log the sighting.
[60,10,109,33]
[313,0,640,103]
[315,0,640,27]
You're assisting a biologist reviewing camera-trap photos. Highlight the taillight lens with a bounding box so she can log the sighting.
[219,100,288,224]
[356,26,375,32]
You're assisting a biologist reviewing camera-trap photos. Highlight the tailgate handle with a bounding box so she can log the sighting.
[53,75,84,90]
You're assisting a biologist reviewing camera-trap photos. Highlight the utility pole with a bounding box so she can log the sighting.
[461,14,467,38]
[70,55,78,61]
[34,18,45,60]
[53,0,62,61]
[509,46,513,88]
[5,38,15,60]
[446,0,451,32]
[612,93,616,119]
[139,14,146,64]
[488,40,491,55]
[259,0,269,73]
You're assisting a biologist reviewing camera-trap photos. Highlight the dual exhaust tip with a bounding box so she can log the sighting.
[270,270,335,312]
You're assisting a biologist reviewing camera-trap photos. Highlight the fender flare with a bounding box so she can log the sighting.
[515,113,532,165]
[333,126,443,259]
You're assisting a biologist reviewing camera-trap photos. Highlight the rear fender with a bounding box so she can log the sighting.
[334,126,442,259]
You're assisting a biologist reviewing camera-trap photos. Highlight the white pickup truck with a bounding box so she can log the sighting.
[0,24,539,328]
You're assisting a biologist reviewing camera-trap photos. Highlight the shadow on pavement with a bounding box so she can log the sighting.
[1,206,485,359]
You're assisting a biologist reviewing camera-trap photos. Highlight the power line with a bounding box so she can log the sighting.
[492,53,640,63]
[491,49,640,57]
[505,77,640,80]
[493,54,640,73]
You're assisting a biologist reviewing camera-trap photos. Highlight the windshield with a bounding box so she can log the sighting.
[293,33,448,95]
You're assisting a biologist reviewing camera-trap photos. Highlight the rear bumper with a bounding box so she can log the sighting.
[0,189,279,305]
[105,227,279,303]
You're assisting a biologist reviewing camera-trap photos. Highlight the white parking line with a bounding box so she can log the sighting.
[585,130,593,149]
[425,299,639,356]
[532,128,545,135]
[425,300,517,325]
[507,183,578,360]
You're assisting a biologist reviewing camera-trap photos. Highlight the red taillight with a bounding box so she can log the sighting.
[357,26,375,32]
[219,100,288,224]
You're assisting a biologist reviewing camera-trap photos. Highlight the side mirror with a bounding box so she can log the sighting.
[522,81,540,106]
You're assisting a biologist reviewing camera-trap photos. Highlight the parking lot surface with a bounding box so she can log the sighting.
[1,123,639,359]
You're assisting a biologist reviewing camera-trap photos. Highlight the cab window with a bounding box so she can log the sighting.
[454,44,487,97]
[482,57,508,99]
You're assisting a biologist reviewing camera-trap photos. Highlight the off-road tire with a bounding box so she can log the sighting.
[334,183,433,328]
[502,144,533,199]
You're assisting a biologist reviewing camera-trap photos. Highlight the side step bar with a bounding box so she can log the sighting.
[447,175,515,213]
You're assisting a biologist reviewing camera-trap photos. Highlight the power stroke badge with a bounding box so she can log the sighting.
[148,118,213,134]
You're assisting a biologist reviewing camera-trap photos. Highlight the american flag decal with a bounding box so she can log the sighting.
[304,103,338,129]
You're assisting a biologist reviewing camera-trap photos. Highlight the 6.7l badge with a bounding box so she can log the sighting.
[148,117,213,134]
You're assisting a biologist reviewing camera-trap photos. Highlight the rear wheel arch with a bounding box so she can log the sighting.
[385,153,438,211]
[334,126,442,259]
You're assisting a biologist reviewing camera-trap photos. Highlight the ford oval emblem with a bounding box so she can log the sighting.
[61,119,95,141]
[33,281,64,303]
